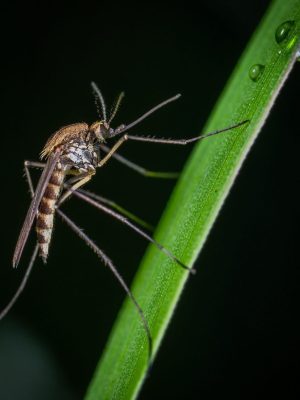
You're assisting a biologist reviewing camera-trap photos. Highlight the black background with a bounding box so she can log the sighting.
[0,1,299,399]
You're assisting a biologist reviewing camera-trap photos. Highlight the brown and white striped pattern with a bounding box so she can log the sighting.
[36,167,65,262]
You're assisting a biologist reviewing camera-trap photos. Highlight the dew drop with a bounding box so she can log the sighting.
[249,64,265,82]
[275,20,295,43]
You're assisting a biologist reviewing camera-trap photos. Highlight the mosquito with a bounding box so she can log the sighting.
[1,82,248,360]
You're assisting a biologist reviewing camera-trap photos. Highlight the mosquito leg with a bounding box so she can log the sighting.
[0,164,42,320]
[123,120,249,146]
[69,188,196,274]
[77,188,155,232]
[57,208,152,361]
[22,160,153,360]
[0,244,39,320]
[99,121,248,169]
[5,166,153,359]
[100,144,179,179]
[24,160,46,196]
[57,172,94,207]
[25,160,46,169]
[98,135,128,168]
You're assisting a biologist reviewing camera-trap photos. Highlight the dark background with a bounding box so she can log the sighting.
[0,1,299,399]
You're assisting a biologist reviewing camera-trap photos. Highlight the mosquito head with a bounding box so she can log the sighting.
[89,120,111,142]
[90,82,181,140]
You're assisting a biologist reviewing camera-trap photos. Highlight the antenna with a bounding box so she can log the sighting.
[91,81,107,121]
[108,92,125,124]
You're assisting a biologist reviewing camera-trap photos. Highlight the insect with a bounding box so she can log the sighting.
[1,82,248,359]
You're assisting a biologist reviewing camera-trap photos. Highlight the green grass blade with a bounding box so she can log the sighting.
[85,1,300,398]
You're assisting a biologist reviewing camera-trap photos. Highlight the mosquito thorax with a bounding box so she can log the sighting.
[89,120,110,141]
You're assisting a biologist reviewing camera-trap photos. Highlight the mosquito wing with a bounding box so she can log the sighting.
[13,150,62,268]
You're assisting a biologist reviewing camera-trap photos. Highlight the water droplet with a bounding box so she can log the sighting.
[275,20,295,43]
[249,64,265,82]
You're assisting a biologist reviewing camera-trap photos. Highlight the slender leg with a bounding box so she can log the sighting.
[24,160,47,197]
[3,164,87,319]
[98,136,127,167]
[23,161,153,361]
[25,160,46,169]
[118,120,249,145]
[57,208,152,362]
[100,144,179,179]
[56,172,94,207]
[70,189,196,274]
[24,160,46,194]
[98,121,248,169]
[0,244,39,320]
[25,163,193,274]
[78,189,154,232]
[124,121,248,145]
[0,161,41,321]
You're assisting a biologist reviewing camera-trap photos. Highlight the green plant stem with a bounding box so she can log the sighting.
[85,1,300,399]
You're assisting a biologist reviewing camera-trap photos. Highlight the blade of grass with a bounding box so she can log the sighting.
[85,1,300,398]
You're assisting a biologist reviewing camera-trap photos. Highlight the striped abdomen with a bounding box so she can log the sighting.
[36,168,64,262]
